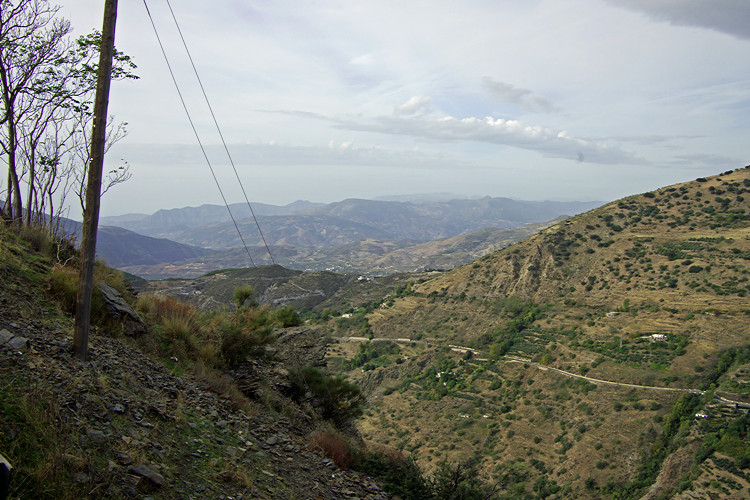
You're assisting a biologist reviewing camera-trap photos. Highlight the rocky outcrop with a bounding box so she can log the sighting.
[97,282,148,336]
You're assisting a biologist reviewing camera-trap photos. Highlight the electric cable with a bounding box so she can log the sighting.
[164,0,276,265]
[142,0,256,267]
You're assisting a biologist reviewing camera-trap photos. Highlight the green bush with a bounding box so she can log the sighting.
[288,366,366,425]
[272,305,301,327]
[232,284,257,308]
[431,459,491,499]
[219,308,274,368]
[48,264,106,322]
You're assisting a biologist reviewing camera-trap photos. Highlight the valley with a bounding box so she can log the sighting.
[129,167,749,498]
[319,168,750,498]
[1,168,748,499]
[2,2,747,498]
[95,197,598,279]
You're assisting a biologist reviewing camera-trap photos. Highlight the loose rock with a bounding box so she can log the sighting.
[128,464,166,488]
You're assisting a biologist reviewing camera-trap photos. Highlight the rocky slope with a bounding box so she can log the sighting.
[326,167,750,499]
[0,226,387,499]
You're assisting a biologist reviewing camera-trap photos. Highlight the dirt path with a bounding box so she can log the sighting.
[338,336,750,408]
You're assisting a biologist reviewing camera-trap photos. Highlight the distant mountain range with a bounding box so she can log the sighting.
[95,196,604,278]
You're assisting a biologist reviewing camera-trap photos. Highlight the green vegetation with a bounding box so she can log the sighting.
[344,169,750,499]
[484,298,543,357]
[348,341,401,370]
[594,394,702,499]
[232,284,257,307]
[288,366,367,426]
[271,305,302,327]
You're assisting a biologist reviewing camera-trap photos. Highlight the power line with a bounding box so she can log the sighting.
[164,0,275,265]
[142,0,256,267]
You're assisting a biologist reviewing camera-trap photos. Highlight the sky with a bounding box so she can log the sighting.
[58,0,750,217]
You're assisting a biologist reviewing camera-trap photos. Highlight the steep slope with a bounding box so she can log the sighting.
[328,168,750,499]
[96,226,215,267]
[0,225,387,499]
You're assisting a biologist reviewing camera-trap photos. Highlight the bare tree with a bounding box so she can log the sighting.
[0,1,136,228]
[0,0,71,223]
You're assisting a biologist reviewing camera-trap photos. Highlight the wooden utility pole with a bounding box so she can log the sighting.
[73,0,118,361]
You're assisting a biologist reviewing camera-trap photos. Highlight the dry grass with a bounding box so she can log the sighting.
[308,428,356,469]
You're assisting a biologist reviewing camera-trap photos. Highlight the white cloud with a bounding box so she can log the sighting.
[341,113,645,165]
[57,0,750,215]
[394,96,434,116]
[482,78,560,114]
[114,141,467,169]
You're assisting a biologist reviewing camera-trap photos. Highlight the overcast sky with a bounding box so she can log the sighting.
[59,0,750,217]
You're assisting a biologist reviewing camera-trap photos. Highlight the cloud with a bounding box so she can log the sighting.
[116,141,467,169]
[607,0,750,40]
[340,114,646,165]
[261,103,645,166]
[394,96,434,116]
[482,78,560,114]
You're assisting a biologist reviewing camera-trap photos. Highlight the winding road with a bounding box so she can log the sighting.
[337,336,750,408]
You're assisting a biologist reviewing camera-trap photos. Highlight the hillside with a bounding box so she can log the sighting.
[323,168,750,498]
[54,218,216,268]
[120,218,563,280]
[4,170,748,499]
[105,196,600,251]
[140,265,423,314]
[0,225,389,499]
[98,200,325,236]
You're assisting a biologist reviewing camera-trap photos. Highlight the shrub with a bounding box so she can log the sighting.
[19,225,54,255]
[49,264,79,314]
[233,284,257,308]
[48,264,106,321]
[288,366,366,426]
[219,307,274,368]
[309,429,356,469]
[355,446,428,499]
[135,294,160,316]
[272,305,301,327]
[431,459,490,499]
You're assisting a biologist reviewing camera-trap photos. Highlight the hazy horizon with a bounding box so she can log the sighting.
[55,1,749,218]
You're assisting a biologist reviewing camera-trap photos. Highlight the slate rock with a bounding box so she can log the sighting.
[0,329,13,344]
[114,451,133,465]
[128,464,166,488]
[86,429,108,443]
[97,282,148,336]
[7,336,27,352]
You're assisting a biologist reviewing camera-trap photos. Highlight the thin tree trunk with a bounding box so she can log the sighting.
[6,116,22,224]
[25,149,35,226]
